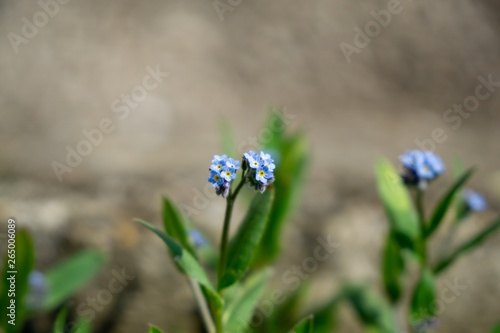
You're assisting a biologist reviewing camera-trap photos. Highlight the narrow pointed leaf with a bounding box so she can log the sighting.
[264,107,287,149]
[162,196,196,257]
[200,284,224,329]
[375,158,420,251]
[489,324,500,333]
[425,168,475,238]
[223,270,270,333]
[53,307,69,333]
[289,315,314,333]
[43,250,105,310]
[73,318,91,333]
[254,133,309,266]
[434,217,500,274]
[382,232,405,303]
[219,190,274,290]
[306,293,343,333]
[344,284,395,333]
[136,219,223,316]
[136,219,213,289]
[149,325,165,333]
[410,269,436,323]
[260,283,309,332]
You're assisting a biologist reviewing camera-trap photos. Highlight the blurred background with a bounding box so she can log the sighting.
[1,0,500,332]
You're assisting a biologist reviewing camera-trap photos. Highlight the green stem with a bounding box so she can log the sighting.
[230,170,247,201]
[415,188,427,265]
[218,196,234,286]
[391,304,402,333]
[189,278,216,333]
[416,188,425,228]
[217,170,246,289]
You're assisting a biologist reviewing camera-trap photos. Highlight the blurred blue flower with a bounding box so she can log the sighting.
[243,150,275,193]
[189,229,209,248]
[208,154,239,198]
[463,190,487,212]
[413,317,438,333]
[400,150,445,186]
[25,270,47,310]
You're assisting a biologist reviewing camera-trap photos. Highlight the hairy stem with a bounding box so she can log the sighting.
[189,278,216,333]
[217,170,246,289]
[415,188,427,265]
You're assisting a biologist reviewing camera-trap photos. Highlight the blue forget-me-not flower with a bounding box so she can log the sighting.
[399,150,445,188]
[208,154,240,198]
[243,151,275,193]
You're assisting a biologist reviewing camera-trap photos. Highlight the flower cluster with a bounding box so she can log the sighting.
[463,190,487,212]
[208,154,240,198]
[243,151,275,193]
[399,150,445,188]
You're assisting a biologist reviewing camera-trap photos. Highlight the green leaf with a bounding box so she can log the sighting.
[219,190,274,290]
[253,132,309,266]
[306,293,342,333]
[258,282,309,333]
[53,307,69,333]
[162,196,196,257]
[136,219,223,317]
[223,270,270,333]
[382,232,405,303]
[264,107,287,149]
[425,168,475,238]
[289,315,314,333]
[73,317,91,333]
[43,250,105,310]
[136,219,213,289]
[344,284,395,333]
[200,284,224,330]
[410,269,436,323]
[149,324,165,333]
[489,324,500,333]
[375,158,420,251]
[434,217,500,274]
[0,229,35,332]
